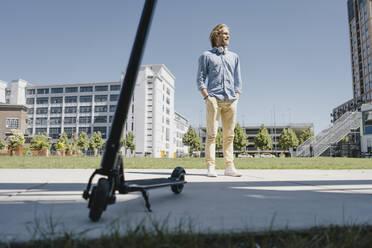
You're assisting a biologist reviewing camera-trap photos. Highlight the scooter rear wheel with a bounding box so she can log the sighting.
[170,167,185,194]
[89,178,110,222]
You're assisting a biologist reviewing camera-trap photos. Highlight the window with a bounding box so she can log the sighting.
[109,116,113,123]
[79,127,91,135]
[79,116,91,124]
[26,89,35,95]
[109,105,116,112]
[27,108,34,114]
[36,97,49,104]
[51,88,63,94]
[364,111,372,128]
[93,127,107,138]
[64,117,77,124]
[110,94,119,102]
[51,97,63,104]
[26,98,35,104]
[80,106,92,113]
[6,118,19,129]
[80,95,92,102]
[65,96,77,103]
[80,86,93,92]
[65,106,77,113]
[110,85,121,91]
[35,128,47,135]
[166,97,170,105]
[36,117,47,125]
[50,107,62,114]
[95,105,107,112]
[95,95,108,102]
[49,128,61,139]
[50,117,62,125]
[94,116,107,123]
[63,127,76,138]
[65,87,78,93]
[36,107,48,114]
[37,88,49,94]
[95,85,108,91]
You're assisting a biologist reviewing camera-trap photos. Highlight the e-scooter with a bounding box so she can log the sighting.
[82,0,186,222]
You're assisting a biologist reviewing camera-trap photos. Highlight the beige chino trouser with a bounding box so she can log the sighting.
[205,96,238,168]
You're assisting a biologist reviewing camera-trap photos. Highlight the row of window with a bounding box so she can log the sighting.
[26,85,121,95]
[32,116,114,125]
[27,105,118,114]
[26,95,119,105]
[29,127,108,138]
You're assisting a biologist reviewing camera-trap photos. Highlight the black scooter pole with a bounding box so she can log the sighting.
[100,0,157,172]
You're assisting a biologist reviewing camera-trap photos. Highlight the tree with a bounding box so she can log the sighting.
[125,131,136,156]
[278,128,299,152]
[0,138,5,150]
[234,123,248,152]
[216,128,223,151]
[58,132,69,150]
[299,127,314,144]
[254,125,272,151]
[30,133,50,150]
[71,133,78,154]
[7,129,25,150]
[183,126,202,155]
[90,131,104,156]
[77,132,89,153]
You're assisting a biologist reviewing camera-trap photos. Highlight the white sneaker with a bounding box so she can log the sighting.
[224,165,242,177]
[207,165,218,177]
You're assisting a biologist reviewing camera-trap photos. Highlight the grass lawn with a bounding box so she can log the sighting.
[0,156,371,169]
[4,225,372,248]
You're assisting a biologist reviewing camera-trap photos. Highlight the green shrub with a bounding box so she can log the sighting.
[7,129,25,149]
[30,134,51,150]
[0,138,5,150]
[54,141,65,151]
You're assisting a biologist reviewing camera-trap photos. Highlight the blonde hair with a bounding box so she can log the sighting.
[209,24,229,48]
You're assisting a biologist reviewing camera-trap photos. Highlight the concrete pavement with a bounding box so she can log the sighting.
[1,169,372,241]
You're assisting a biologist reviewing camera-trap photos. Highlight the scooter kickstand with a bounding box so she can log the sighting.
[141,190,152,212]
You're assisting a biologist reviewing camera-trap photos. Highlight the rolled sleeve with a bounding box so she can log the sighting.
[234,56,242,94]
[197,54,208,91]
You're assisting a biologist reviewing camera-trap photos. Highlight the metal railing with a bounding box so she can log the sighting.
[296,111,361,157]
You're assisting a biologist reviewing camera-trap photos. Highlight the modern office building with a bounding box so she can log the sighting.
[2,64,189,158]
[332,0,372,121]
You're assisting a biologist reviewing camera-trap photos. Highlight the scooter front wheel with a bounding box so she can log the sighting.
[89,178,110,222]
[170,167,186,194]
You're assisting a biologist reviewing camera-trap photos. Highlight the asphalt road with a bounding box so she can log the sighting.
[1,168,372,242]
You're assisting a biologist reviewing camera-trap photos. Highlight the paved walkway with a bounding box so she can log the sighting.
[1,169,372,241]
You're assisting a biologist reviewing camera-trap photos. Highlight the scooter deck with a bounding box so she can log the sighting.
[123,178,186,192]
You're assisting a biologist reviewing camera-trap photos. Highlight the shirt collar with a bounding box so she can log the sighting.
[212,46,228,55]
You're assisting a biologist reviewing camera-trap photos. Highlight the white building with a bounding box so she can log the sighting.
[3,64,188,158]
[174,112,189,157]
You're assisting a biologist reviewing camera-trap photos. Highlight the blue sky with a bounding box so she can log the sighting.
[0,0,352,134]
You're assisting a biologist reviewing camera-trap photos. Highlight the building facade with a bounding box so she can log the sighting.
[332,0,372,121]
[0,104,28,140]
[2,64,188,158]
[174,112,189,157]
[361,103,372,156]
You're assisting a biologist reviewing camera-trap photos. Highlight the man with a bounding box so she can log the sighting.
[197,24,243,177]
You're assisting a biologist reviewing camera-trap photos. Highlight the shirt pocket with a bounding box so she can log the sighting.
[211,64,221,74]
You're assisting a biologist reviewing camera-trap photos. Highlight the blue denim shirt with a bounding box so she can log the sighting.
[197,47,242,101]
